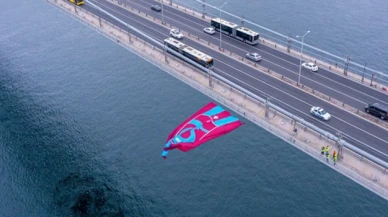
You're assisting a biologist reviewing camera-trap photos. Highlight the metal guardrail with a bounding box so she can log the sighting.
[78,0,388,170]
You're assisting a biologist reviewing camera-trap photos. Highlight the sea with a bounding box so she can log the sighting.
[0,0,387,216]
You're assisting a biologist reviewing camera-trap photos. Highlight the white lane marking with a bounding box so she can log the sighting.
[131,0,388,105]
[214,69,388,158]
[211,57,388,145]
[93,0,388,149]
[90,0,167,41]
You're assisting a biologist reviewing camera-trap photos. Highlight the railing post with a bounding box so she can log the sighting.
[343,55,350,76]
[128,32,132,43]
[287,33,292,53]
[202,0,206,18]
[361,62,366,83]
[265,97,269,118]
[208,68,213,88]
[336,133,344,160]
[163,44,169,63]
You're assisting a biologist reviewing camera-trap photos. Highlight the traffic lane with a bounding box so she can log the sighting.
[313,67,388,105]
[85,1,168,47]
[119,0,299,69]
[209,53,388,144]
[132,0,388,107]
[119,0,384,108]
[213,59,388,150]
[273,92,388,162]
[279,98,388,162]
[213,64,388,156]
[87,1,388,157]
[92,0,388,147]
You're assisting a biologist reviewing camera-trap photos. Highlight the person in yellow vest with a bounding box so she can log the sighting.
[321,147,325,155]
[325,146,330,162]
[333,151,338,165]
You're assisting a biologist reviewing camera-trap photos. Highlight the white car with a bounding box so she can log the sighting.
[302,62,318,72]
[203,27,215,35]
[246,52,262,62]
[170,29,183,39]
[310,106,331,120]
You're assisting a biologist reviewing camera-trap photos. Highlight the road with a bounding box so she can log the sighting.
[83,0,388,162]
[127,0,388,110]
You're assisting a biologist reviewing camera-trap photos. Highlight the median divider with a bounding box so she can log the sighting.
[47,0,388,200]
[108,0,388,130]
[158,0,388,94]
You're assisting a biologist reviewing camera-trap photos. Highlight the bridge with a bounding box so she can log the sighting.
[76,0,388,163]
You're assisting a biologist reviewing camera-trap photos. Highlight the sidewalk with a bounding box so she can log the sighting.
[48,0,388,200]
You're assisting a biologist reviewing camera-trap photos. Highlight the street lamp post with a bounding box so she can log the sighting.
[296,30,310,86]
[218,2,227,50]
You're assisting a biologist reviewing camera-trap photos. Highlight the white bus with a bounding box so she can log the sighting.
[210,17,260,45]
[236,27,259,45]
[164,38,214,68]
[210,18,238,36]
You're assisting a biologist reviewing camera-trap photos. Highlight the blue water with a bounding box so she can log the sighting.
[0,0,388,216]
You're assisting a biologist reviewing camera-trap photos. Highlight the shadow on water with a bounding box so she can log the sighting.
[55,172,153,217]
[0,56,165,217]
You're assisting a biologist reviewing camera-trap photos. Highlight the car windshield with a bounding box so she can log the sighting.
[319,109,327,115]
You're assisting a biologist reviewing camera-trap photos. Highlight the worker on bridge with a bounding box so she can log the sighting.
[333,151,338,165]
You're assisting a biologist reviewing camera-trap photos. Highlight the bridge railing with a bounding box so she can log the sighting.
[48,0,388,197]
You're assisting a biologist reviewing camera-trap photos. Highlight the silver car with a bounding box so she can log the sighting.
[204,27,216,35]
[170,29,183,39]
[246,52,262,62]
[302,62,318,72]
